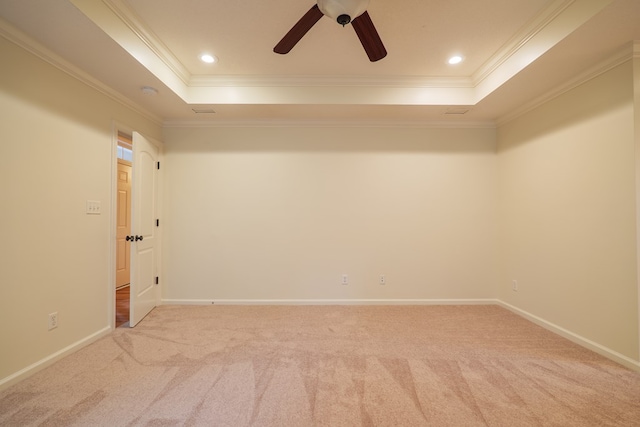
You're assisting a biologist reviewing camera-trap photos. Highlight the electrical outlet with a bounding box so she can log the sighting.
[341,274,348,285]
[48,312,58,330]
[379,275,386,285]
[512,280,518,292]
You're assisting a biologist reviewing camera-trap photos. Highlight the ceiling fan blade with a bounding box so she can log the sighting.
[351,11,387,62]
[274,4,324,54]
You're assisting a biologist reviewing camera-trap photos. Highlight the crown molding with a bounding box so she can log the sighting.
[472,0,613,103]
[496,42,635,126]
[162,118,496,129]
[103,0,191,85]
[472,0,575,86]
[188,74,474,89]
[633,40,640,58]
[0,17,162,126]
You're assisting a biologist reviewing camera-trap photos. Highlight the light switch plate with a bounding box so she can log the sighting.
[86,200,101,215]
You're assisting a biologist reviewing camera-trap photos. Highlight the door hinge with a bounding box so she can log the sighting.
[156,219,159,227]
[155,276,159,285]
[156,161,160,170]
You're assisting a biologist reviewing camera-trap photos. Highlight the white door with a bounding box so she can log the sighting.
[130,131,160,326]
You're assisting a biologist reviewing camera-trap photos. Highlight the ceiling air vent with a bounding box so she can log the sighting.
[444,107,470,115]
[192,108,216,114]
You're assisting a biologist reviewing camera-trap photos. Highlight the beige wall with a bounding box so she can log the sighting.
[0,36,162,384]
[497,61,639,360]
[161,126,499,302]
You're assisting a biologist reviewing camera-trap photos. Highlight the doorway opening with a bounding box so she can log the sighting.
[115,131,132,327]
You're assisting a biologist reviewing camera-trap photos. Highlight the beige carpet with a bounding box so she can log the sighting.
[1,305,640,426]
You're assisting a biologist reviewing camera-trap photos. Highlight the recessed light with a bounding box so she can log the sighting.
[448,55,463,65]
[200,54,217,64]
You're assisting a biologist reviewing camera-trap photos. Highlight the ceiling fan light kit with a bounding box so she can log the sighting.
[274,0,386,62]
[318,0,369,25]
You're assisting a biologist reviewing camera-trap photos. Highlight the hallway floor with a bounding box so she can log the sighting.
[115,285,129,327]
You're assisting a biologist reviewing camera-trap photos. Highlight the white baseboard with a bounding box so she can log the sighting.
[497,300,640,372]
[0,326,112,392]
[161,298,499,306]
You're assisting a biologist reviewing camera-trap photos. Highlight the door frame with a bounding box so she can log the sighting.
[108,121,163,329]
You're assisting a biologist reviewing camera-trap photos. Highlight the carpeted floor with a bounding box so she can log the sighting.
[1,304,640,426]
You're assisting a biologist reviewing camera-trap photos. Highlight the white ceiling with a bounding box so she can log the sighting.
[1,0,639,126]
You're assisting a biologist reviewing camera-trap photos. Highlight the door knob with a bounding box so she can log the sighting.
[135,235,144,241]
[125,235,134,241]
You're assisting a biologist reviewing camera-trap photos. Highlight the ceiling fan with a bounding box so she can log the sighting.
[274,0,387,62]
